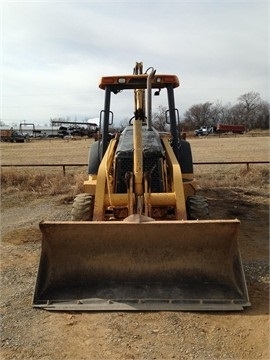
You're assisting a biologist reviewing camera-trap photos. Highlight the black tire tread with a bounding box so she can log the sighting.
[71,193,94,221]
[186,195,210,220]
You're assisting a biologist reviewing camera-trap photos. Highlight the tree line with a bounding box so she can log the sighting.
[2,91,268,132]
[180,92,269,131]
[114,91,269,133]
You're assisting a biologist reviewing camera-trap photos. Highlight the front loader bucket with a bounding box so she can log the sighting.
[33,220,250,311]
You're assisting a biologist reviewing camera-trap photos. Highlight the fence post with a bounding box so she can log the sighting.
[246,162,250,171]
[63,165,66,176]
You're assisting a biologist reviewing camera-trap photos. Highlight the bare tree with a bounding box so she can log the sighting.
[238,92,261,131]
[211,101,232,125]
[152,105,168,132]
[183,102,213,129]
[229,103,246,125]
[254,101,270,129]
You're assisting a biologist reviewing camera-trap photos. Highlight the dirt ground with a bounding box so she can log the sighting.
[1,136,269,360]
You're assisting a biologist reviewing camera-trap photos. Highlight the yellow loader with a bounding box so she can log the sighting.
[33,63,250,311]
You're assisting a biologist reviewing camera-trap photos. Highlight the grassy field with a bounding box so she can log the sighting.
[188,136,269,188]
[1,135,269,195]
[1,135,269,164]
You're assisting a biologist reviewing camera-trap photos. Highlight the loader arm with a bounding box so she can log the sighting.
[92,138,118,221]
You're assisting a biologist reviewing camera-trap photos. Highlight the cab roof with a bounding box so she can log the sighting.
[99,74,179,90]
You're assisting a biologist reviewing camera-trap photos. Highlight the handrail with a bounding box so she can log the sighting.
[0,163,88,176]
[0,161,269,176]
[193,161,269,165]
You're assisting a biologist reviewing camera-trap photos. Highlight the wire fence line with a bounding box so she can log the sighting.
[1,161,269,176]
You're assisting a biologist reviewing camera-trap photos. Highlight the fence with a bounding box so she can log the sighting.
[0,161,269,176]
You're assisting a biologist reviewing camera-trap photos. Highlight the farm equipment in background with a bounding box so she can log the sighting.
[19,123,47,139]
[33,62,250,311]
[0,129,29,143]
[50,120,99,139]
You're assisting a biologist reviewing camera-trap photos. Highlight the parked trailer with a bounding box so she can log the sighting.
[216,124,245,134]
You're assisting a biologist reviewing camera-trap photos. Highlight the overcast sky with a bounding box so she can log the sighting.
[2,0,269,126]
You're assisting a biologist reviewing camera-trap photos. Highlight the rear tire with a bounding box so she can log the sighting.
[88,141,101,174]
[186,195,209,220]
[71,193,94,221]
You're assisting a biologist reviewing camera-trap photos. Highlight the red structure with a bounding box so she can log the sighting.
[216,124,245,134]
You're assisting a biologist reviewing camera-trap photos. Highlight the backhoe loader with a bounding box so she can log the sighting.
[33,62,250,311]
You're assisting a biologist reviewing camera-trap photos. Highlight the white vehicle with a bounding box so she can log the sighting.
[194,126,212,136]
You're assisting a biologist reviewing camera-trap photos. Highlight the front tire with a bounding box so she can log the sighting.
[71,193,94,221]
[186,195,209,220]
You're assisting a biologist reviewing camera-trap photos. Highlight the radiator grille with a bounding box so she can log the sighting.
[115,156,164,193]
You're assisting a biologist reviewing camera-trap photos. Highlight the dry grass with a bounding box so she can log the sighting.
[1,168,87,198]
[1,163,268,199]
[195,164,269,190]
[0,135,269,197]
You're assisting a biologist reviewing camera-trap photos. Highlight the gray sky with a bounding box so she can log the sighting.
[2,0,269,126]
